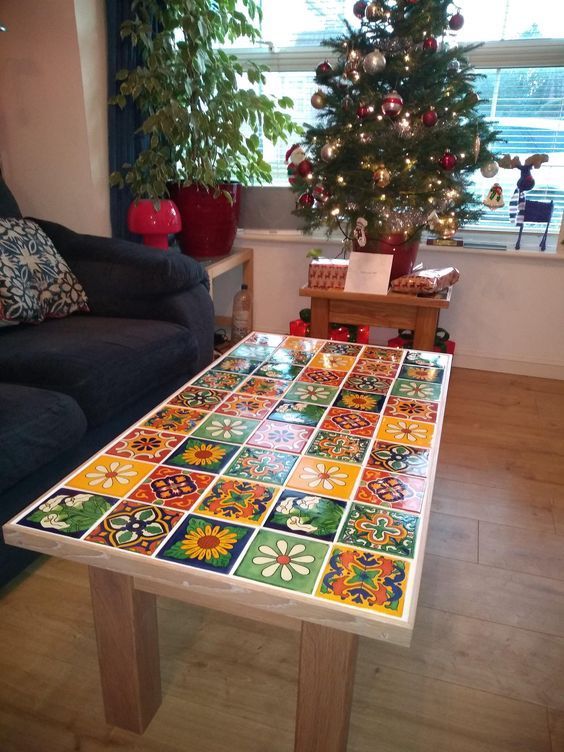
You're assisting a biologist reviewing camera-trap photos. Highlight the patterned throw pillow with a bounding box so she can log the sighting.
[0,218,89,323]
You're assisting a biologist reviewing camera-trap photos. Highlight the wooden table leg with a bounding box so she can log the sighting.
[310,298,330,339]
[294,622,359,752]
[413,308,440,351]
[89,567,162,733]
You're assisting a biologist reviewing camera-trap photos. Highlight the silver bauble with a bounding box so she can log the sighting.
[362,50,386,75]
[320,143,337,162]
[480,161,499,178]
[447,59,460,74]
[311,91,326,109]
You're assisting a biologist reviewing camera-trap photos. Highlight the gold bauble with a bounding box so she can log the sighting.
[373,164,391,188]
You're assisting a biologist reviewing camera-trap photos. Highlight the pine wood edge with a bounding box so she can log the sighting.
[300,286,452,308]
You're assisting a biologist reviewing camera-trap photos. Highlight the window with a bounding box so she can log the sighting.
[229,1,564,234]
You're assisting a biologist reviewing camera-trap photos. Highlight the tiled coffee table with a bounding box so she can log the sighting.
[3,333,451,751]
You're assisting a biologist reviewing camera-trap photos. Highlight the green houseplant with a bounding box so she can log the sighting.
[110,0,298,256]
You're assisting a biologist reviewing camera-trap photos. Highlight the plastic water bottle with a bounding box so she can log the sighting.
[231,284,252,343]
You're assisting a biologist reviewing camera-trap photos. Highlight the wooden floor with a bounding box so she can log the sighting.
[1,367,563,752]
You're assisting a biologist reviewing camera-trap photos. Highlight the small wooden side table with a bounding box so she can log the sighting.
[195,247,254,331]
[300,285,452,350]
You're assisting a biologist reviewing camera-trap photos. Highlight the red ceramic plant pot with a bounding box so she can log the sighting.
[127,199,182,250]
[170,183,241,258]
[353,233,420,280]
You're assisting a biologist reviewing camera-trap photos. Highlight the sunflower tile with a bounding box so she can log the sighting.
[398,364,444,384]
[333,389,385,414]
[165,438,240,474]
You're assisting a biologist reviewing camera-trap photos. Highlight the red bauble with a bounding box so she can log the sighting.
[313,185,330,203]
[440,150,458,171]
[381,90,403,117]
[298,192,315,207]
[421,108,438,127]
[423,37,438,52]
[449,12,464,30]
[287,164,297,184]
[297,159,313,177]
[316,60,333,78]
[357,104,373,119]
[353,0,367,17]
[406,0,418,3]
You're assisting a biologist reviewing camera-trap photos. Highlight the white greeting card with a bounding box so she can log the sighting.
[344,252,393,294]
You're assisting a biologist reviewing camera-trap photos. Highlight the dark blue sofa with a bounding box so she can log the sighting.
[0,180,215,587]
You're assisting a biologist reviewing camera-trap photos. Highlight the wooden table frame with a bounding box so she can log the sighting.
[300,286,452,351]
[198,247,254,331]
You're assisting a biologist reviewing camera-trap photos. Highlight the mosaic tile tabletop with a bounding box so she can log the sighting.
[4,333,451,641]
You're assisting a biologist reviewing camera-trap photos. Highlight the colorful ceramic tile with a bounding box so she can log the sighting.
[129,466,215,511]
[170,387,226,411]
[355,468,426,513]
[253,362,303,381]
[391,379,442,402]
[225,447,297,485]
[264,490,346,541]
[404,350,449,368]
[192,414,260,444]
[353,359,400,378]
[333,389,385,414]
[194,477,278,525]
[85,500,182,555]
[298,367,345,386]
[214,356,262,375]
[378,417,435,448]
[106,428,183,463]
[282,336,324,352]
[165,438,240,474]
[237,376,289,399]
[343,374,393,395]
[269,348,313,366]
[307,430,369,465]
[67,455,153,497]
[321,341,363,357]
[368,441,430,478]
[309,352,356,371]
[142,405,207,435]
[156,514,252,573]
[317,546,409,616]
[283,381,338,405]
[268,401,326,427]
[230,343,275,360]
[338,503,419,558]
[235,530,328,594]
[361,346,403,363]
[287,457,361,501]
[215,393,278,420]
[247,420,313,454]
[398,364,445,384]
[17,488,117,538]
[246,332,286,347]
[192,369,247,391]
[384,396,439,423]
[319,407,379,438]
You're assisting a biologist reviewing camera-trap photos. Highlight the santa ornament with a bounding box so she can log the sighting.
[353,217,369,247]
[483,183,504,209]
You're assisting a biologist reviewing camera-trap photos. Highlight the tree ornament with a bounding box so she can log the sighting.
[473,134,481,162]
[421,107,438,127]
[447,59,461,74]
[353,217,369,247]
[297,159,313,177]
[465,91,479,107]
[313,185,330,203]
[353,0,367,18]
[320,143,337,161]
[311,91,327,109]
[365,1,385,21]
[342,95,354,112]
[449,12,465,30]
[287,163,298,185]
[286,143,307,166]
[423,37,438,52]
[480,160,499,178]
[381,90,403,117]
[406,0,418,3]
[347,49,363,67]
[357,103,374,119]
[316,60,333,78]
[298,192,314,207]
[440,150,457,170]
[373,164,391,188]
[362,50,387,75]
[483,183,504,209]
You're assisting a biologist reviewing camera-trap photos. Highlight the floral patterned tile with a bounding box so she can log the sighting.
[298,367,346,387]
[384,396,439,424]
[283,382,338,406]
[214,393,278,420]
[246,333,286,347]
[214,356,262,375]
[352,360,400,378]
[192,414,260,444]
[85,500,183,555]
[333,389,385,414]
[404,350,449,368]
[368,441,430,478]
[128,466,215,511]
[268,401,326,427]
[192,369,247,391]
[282,336,324,352]
[142,405,208,435]
[253,362,304,381]
[156,515,252,573]
[265,490,346,541]
[355,468,426,513]
[321,342,363,357]
[170,387,226,411]
[398,364,444,384]
[247,420,314,454]
[67,455,153,497]
[106,428,183,464]
[307,430,370,465]
[361,346,403,363]
[235,530,328,594]
[286,457,361,501]
[320,407,380,438]
[309,353,356,371]
[343,374,393,395]
[237,376,289,399]
[391,379,442,402]
[338,503,419,558]
[316,546,409,616]
[165,438,240,474]
[269,348,313,366]
[224,447,298,485]
[194,477,278,525]
[230,343,276,360]
[17,488,118,538]
[377,417,435,448]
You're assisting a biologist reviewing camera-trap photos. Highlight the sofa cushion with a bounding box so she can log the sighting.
[0,316,199,426]
[0,384,87,493]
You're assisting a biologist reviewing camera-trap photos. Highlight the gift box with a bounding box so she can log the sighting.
[308,258,349,289]
[388,327,456,354]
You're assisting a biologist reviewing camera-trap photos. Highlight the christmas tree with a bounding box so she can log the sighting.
[287,0,500,250]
